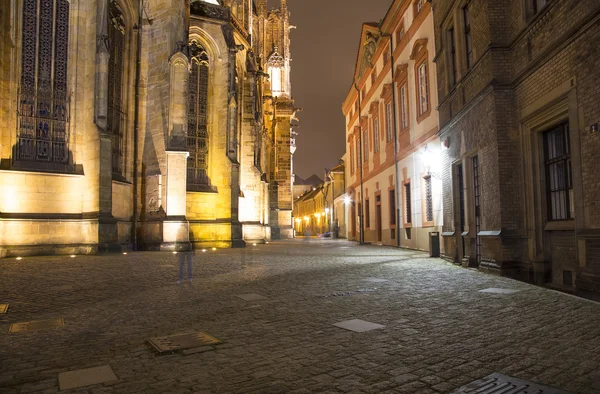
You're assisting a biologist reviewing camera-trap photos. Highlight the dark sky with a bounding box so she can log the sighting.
[267,0,393,179]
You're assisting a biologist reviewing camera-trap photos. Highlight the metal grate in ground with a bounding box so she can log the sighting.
[452,373,570,393]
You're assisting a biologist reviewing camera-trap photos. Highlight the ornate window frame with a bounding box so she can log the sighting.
[16,0,71,170]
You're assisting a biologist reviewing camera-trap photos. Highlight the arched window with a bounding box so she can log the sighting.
[187,42,211,188]
[18,0,70,164]
[267,47,284,97]
[107,0,126,175]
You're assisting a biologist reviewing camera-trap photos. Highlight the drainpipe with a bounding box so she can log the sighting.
[354,83,365,245]
[380,28,402,248]
[132,1,144,250]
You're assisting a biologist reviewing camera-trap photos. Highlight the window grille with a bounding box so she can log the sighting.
[405,183,412,224]
[424,175,433,223]
[17,0,70,165]
[544,122,573,221]
[187,42,211,188]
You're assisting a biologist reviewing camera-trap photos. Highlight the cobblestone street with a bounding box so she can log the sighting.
[1,239,599,393]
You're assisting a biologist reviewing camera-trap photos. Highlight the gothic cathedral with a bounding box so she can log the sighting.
[0,0,297,256]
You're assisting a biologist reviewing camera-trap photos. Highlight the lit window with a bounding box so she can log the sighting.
[386,102,393,142]
[418,62,429,116]
[18,0,71,166]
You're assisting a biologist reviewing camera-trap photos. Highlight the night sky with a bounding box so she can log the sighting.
[267,0,393,179]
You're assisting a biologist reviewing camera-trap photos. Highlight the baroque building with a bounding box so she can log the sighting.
[342,0,443,251]
[433,0,600,297]
[0,0,297,256]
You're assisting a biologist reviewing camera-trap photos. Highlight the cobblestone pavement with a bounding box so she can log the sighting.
[1,239,600,394]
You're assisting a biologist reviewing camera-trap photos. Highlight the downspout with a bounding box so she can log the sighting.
[132,0,143,250]
[380,28,402,249]
[354,83,365,245]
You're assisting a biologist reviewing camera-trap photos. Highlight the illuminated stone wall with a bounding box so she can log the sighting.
[0,0,296,256]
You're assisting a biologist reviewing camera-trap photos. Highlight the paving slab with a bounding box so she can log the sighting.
[9,318,64,333]
[332,319,385,332]
[235,293,268,301]
[479,288,521,294]
[58,365,118,390]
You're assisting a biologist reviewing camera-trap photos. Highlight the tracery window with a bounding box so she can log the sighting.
[107,0,126,175]
[17,0,70,165]
[187,42,211,188]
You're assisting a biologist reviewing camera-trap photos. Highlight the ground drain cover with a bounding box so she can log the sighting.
[479,288,521,294]
[452,373,569,393]
[148,331,222,353]
[0,304,7,314]
[9,318,64,333]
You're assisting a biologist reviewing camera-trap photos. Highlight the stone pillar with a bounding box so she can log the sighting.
[162,150,191,251]
[98,132,119,251]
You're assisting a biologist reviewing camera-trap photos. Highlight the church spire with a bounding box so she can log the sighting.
[280,0,287,12]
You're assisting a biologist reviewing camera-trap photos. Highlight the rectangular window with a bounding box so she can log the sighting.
[365,199,371,229]
[464,6,473,69]
[405,182,412,224]
[363,129,369,161]
[418,62,429,115]
[349,141,354,174]
[355,140,360,170]
[544,122,573,221]
[373,118,380,153]
[362,88,366,100]
[415,0,425,15]
[383,50,390,65]
[400,84,408,129]
[386,102,393,142]
[424,175,433,223]
[448,27,457,86]
[371,69,377,85]
[396,27,405,44]
[389,189,396,225]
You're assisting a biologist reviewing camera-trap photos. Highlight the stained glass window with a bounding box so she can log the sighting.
[187,42,211,188]
[18,0,70,164]
[108,0,126,175]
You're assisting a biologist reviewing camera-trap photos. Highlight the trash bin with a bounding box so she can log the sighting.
[429,232,440,257]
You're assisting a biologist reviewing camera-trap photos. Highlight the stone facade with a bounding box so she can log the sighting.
[341,0,443,252]
[433,0,600,298]
[0,0,297,257]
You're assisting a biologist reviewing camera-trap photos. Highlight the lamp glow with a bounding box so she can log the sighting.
[16,257,22,260]
[344,196,352,205]
[202,249,207,253]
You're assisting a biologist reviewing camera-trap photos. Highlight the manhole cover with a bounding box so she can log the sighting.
[148,331,222,353]
[0,304,8,314]
[9,318,65,333]
[452,373,570,393]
